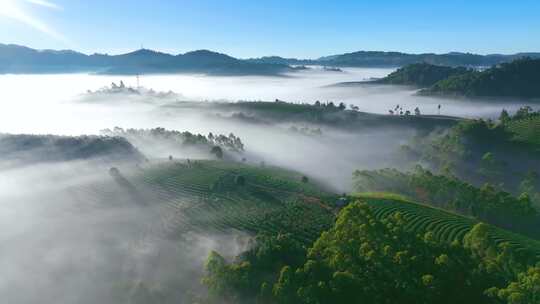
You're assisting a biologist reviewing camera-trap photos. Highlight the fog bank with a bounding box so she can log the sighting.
[1,68,538,135]
[0,160,250,303]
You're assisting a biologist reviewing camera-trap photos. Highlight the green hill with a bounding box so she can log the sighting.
[354,192,540,259]
[0,133,143,166]
[19,159,337,304]
[78,160,337,243]
[376,63,469,87]
[206,100,460,131]
[420,58,540,98]
[400,117,540,195]
[202,195,540,304]
[353,167,540,238]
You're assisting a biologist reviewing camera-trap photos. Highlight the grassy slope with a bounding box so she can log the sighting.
[353,192,540,260]
[90,160,337,244]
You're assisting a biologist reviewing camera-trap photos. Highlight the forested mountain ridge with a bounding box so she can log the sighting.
[2,43,539,75]
[369,58,540,98]
[375,63,470,86]
[419,58,540,98]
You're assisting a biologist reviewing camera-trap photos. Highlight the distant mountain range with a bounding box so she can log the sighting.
[1,43,539,75]
[0,44,294,75]
[248,51,540,67]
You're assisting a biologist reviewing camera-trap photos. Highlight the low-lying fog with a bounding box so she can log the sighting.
[1,67,539,303]
[0,160,251,303]
[1,67,537,135]
[1,66,538,204]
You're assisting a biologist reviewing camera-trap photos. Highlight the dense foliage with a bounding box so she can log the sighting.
[377,63,469,87]
[401,115,540,197]
[203,233,308,303]
[353,167,539,238]
[420,58,540,98]
[102,127,245,157]
[487,265,540,303]
[503,106,540,150]
[202,202,540,304]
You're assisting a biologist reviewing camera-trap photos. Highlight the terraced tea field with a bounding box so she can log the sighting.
[69,160,337,244]
[355,192,540,260]
[62,161,540,260]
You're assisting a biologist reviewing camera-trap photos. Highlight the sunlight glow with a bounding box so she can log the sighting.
[0,0,66,41]
[26,0,62,10]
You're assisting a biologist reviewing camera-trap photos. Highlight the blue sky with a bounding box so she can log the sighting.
[0,0,539,58]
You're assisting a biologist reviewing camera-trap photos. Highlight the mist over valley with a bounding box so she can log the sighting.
[1,1,540,302]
